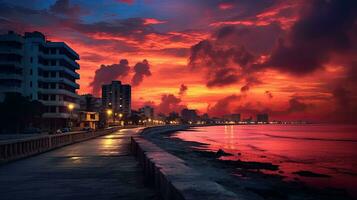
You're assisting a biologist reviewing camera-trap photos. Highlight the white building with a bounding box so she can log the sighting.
[0,31,80,130]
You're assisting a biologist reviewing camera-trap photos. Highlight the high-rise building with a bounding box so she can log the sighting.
[223,113,241,123]
[0,31,80,130]
[181,108,198,123]
[257,113,269,123]
[102,81,131,118]
[79,94,101,112]
[139,105,154,119]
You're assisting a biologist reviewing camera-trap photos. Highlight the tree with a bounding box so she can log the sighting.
[0,93,44,134]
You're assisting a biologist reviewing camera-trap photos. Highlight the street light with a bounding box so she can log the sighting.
[67,103,75,129]
[106,109,113,127]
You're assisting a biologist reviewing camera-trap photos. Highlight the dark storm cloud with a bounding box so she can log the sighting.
[90,59,130,96]
[131,59,151,86]
[156,94,186,114]
[178,84,188,96]
[207,95,242,116]
[240,76,262,93]
[49,0,82,17]
[0,1,155,43]
[286,97,310,113]
[188,22,283,88]
[261,0,357,74]
[189,39,255,87]
[72,18,154,41]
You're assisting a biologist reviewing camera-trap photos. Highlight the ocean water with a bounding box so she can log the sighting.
[172,125,357,197]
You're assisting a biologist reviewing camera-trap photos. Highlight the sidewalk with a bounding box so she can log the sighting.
[0,128,158,200]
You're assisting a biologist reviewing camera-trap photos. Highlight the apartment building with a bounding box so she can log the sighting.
[0,31,80,130]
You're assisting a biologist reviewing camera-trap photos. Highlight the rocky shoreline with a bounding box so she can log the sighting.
[142,128,353,200]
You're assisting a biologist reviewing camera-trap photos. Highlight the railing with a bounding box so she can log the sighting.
[0,127,120,164]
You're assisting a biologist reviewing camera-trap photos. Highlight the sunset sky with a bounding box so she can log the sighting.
[0,0,356,122]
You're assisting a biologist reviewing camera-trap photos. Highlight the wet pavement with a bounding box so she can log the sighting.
[0,128,158,200]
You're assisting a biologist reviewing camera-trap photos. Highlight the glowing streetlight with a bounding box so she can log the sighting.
[67,103,75,129]
[106,109,113,116]
[118,113,123,118]
[68,103,74,111]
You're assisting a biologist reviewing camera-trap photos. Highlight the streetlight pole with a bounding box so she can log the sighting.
[68,103,74,129]
[106,109,113,127]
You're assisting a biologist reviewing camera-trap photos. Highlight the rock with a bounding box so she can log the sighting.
[216,149,233,157]
[292,170,331,178]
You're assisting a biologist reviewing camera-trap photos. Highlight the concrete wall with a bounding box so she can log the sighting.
[131,125,239,200]
[0,127,120,164]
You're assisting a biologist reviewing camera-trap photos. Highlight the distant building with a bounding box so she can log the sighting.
[79,94,101,112]
[139,105,154,119]
[181,108,198,123]
[257,113,269,123]
[223,113,241,123]
[102,80,131,118]
[78,111,99,130]
[0,31,80,130]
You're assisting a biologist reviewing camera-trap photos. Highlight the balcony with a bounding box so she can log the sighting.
[38,53,79,69]
[0,73,23,80]
[40,100,79,108]
[39,65,80,79]
[0,48,24,56]
[42,112,78,119]
[0,85,22,93]
[0,61,23,69]
[38,76,80,89]
[38,88,79,99]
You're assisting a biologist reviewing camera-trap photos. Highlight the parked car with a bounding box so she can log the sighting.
[61,127,71,133]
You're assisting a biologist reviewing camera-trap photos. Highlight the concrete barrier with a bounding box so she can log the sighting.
[0,127,120,164]
[131,126,239,200]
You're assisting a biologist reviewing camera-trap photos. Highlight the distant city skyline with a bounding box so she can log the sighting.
[0,0,356,122]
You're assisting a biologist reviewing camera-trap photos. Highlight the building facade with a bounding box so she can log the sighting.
[79,94,101,112]
[78,111,99,130]
[102,81,131,119]
[223,113,241,123]
[181,108,198,123]
[0,31,80,130]
[257,113,269,123]
[139,105,154,119]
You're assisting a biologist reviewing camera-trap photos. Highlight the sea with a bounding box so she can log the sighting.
[172,124,357,197]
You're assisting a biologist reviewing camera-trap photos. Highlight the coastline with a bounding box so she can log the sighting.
[141,126,354,200]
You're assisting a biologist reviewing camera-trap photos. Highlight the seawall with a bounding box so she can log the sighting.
[131,125,239,200]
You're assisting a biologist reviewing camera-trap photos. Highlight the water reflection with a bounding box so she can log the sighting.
[173,124,357,196]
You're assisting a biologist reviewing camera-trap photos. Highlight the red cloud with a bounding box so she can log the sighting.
[218,2,234,10]
[143,18,167,25]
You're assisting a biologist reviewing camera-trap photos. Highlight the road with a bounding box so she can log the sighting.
[0,128,158,200]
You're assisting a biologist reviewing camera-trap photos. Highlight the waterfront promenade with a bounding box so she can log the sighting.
[0,128,158,200]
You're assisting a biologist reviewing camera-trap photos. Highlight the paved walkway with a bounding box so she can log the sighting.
[0,128,158,200]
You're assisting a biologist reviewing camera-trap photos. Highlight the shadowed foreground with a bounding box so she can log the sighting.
[0,128,158,200]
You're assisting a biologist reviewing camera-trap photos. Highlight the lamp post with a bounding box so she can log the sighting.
[106,109,113,127]
[118,113,123,126]
[68,103,74,129]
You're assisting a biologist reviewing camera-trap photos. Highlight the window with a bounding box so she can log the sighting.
[90,114,96,120]
[30,81,32,87]
[30,57,33,63]
[50,95,56,101]
[30,69,32,75]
